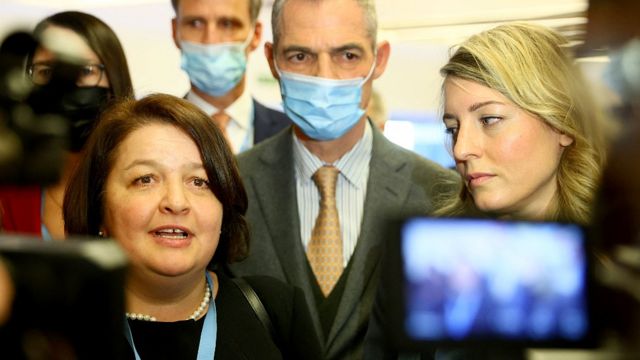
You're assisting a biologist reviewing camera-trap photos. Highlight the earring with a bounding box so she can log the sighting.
[98,230,104,238]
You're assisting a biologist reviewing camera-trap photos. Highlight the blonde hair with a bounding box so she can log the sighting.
[437,22,612,224]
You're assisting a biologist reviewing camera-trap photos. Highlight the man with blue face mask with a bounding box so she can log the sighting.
[227,0,459,358]
[171,0,290,153]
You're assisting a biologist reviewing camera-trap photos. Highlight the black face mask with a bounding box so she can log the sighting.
[61,86,110,152]
[28,85,110,152]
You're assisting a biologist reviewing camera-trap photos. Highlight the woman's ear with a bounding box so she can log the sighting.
[560,133,574,147]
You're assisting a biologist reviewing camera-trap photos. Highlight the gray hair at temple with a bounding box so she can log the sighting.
[271,0,378,49]
[171,0,263,24]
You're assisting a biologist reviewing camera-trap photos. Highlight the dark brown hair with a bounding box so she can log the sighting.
[32,11,134,99]
[63,93,249,265]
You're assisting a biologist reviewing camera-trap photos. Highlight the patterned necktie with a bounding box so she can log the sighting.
[307,165,343,296]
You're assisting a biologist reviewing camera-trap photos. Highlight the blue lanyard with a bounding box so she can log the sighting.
[124,272,217,360]
[39,190,52,241]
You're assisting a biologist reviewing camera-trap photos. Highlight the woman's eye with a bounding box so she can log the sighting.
[481,116,502,126]
[443,119,459,135]
[38,68,52,76]
[193,177,210,188]
[445,126,459,135]
[134,175,153,185]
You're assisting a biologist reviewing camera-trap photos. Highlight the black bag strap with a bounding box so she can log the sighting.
[231,278,276,341]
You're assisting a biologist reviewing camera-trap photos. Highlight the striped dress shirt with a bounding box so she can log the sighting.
[293,123,373,267]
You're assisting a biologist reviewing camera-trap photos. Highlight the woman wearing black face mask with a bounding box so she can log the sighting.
[0,11,133,240]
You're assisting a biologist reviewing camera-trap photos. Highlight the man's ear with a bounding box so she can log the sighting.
[247,21,263,54]
[171,17,181,49]
[372,40,391,80]
[264,42,279,79]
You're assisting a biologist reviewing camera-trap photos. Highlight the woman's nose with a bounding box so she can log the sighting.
[159,181,189,214]
[452,123,482,161]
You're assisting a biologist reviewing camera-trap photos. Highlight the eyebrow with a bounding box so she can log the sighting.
[31,61,56,66]
[331,43,365,54]
[469,101,505,112]
[282,43,366,56]
[442,113,456,121]
[179,15,205,22]
[442,100,507,122]
[281,45,315,59]
[124,159,204,171]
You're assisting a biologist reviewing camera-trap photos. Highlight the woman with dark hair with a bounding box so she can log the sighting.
[63,93,321,359]
[31,11,133,98]
[0,11,133,240]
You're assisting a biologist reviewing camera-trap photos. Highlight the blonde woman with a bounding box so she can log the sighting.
[366,22,613,359]
[437,22,612,225]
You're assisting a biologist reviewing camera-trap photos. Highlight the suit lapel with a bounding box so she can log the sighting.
[325,126,415,353]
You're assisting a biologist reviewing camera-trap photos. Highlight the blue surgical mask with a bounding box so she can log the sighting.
[180,31,253,97]
[275,59,376,141]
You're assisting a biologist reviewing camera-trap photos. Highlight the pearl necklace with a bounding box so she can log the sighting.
[126,280,211,322]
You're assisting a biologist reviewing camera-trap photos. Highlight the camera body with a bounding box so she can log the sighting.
[0,30,80,185]
[0,236,128,359]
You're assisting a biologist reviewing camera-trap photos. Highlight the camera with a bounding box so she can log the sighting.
[0,236,127,359]
[0,30,84,185]
[1,30,128,359]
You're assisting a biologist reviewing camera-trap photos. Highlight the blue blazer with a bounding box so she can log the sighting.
[253,99,290,144]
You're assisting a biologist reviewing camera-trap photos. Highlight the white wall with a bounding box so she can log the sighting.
[1,1,192,98]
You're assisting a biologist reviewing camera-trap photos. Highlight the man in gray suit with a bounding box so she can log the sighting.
[171,0,289,153]
[228,0,458,358]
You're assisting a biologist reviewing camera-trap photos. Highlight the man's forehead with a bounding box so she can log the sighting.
[277,0,371,49]
[178,0,251,19]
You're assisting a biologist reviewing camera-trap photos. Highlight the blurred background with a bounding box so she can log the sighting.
[0,0,618,168]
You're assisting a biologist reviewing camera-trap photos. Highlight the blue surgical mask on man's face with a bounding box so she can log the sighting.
[180,30,253,97]
[275,59,376,141]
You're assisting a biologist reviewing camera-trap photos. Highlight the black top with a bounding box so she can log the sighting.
[124,272,322,360]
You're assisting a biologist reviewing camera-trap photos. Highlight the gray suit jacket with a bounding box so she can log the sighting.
[229,123,459,359]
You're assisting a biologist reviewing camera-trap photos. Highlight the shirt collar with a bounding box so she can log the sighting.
[293,122,373,188]
[186,89,253,130]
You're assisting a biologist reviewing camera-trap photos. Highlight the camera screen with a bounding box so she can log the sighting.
[400,218,589,345]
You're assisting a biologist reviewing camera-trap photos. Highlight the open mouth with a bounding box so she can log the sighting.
[154,228,189,239]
